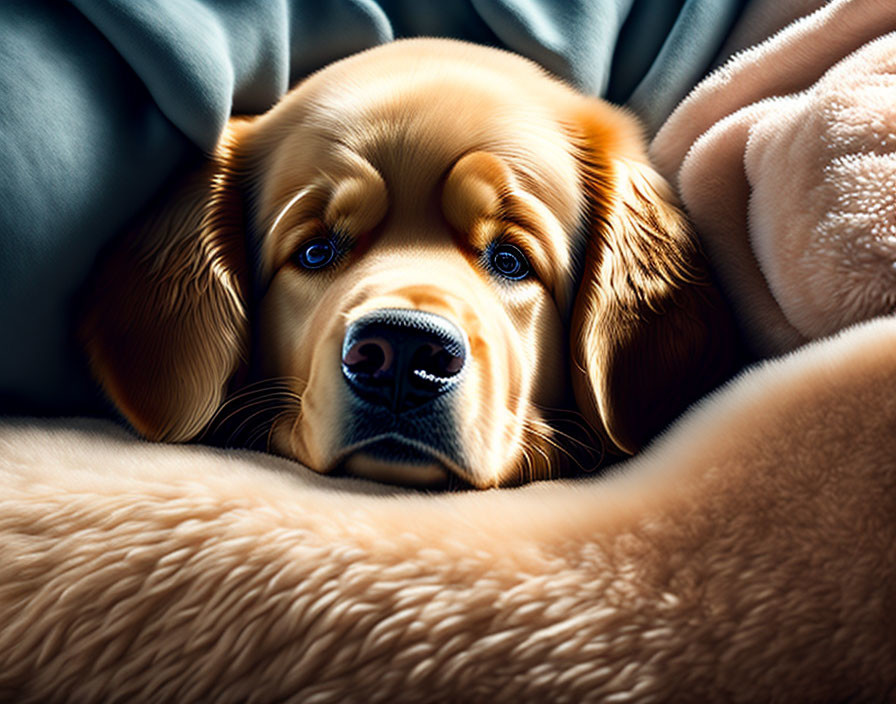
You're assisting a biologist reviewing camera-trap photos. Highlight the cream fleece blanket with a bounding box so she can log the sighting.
[4,3,896,701]
[652,0,896,356]
[1,316,895,702]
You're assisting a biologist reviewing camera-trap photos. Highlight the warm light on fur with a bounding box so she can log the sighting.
[81,39,736,487]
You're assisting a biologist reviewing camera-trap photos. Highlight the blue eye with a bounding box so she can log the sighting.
[295,237,336,270]
[490,243,530,280]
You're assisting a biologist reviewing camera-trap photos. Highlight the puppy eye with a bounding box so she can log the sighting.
[489,243,530,281]
[294,237,337,270]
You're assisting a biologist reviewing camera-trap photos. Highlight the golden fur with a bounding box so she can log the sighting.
[81,39,736,487]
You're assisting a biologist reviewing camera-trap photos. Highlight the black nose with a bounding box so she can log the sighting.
[342,309,467,412]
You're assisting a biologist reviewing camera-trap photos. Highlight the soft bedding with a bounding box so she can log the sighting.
[652,0,896,356]
[2,316,895,702]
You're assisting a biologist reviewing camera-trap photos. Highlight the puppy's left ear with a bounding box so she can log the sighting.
[568,102,738,456]
[80,120,255,443]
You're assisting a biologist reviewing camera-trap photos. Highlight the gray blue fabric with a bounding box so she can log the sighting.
[0,0,750,415]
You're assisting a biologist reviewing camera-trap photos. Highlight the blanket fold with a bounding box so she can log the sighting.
[652,0,896,355]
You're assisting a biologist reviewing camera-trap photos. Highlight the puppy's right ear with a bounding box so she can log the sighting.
[81,120,254,442]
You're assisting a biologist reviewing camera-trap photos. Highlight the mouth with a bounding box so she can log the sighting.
[331,433,468,488]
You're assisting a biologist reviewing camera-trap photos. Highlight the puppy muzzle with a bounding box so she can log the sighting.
[338,308,470,485]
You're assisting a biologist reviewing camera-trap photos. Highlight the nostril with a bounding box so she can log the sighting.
[410,343,465,386]
[343,338,393,378]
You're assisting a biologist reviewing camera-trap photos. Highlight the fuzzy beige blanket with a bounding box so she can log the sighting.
[1,316,895,703]
[4,2,896,701]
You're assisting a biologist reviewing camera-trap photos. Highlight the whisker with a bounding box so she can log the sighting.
[546,426,603,472]
[201,375,305,451]
[245,423,273,450]
[264,409,299,452]
[538,421,600,453]
[529,440,553,479]
[516,445,534,486]
[502,390,595,424]
[228,403,296,447]
[211,394,298,432]
[247,408,297,451]
[524,417,599,476]
[207,378,303,429]
[501,391,599,438]
[215,376,304,407]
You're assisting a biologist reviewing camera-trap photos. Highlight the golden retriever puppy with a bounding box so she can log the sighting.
[81,38,737,488]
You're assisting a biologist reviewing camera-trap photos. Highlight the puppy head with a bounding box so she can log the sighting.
[82,39,736,487]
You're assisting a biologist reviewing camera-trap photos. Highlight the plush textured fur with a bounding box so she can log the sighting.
[2,315,895,703]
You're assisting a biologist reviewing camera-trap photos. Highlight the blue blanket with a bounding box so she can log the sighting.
[0,0,748,414]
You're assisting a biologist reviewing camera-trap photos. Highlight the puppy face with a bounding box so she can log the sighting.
[82,39,737,488]
[252,43,588,486]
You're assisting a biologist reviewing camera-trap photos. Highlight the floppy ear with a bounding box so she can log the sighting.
[568,103,738,456]
[80,121,254,442]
